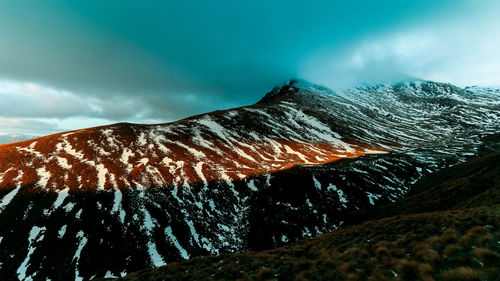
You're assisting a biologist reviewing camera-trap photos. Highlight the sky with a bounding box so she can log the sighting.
[0,0,499,136]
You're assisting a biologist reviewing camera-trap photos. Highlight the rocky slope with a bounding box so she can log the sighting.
[0,80,498,280]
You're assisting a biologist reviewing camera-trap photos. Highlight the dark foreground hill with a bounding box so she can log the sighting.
[106,151,500,281]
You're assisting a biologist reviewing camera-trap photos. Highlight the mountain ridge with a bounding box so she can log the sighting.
[0,80,392,192]
[0,80,499,280]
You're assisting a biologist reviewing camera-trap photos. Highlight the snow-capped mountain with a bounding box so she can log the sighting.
[0,80,498,280]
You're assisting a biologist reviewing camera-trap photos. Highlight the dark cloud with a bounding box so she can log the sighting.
[0,0,498,134]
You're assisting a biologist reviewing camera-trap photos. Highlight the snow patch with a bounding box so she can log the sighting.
[36,167,51,189]
[111,190,126,223]
[0,186,21,214]
[247,179,258,191]
[17,226,46,281]
[327,184,348,208]
[193,162,207,185]
[147,241,166,267]
[137,132,148,146]
[120,148,135,171]
[73,231,88,281]
[56,157,72,169]
[58,225,67,239]
[312,176,322,191]
[95,164,108,190]
[52,188,70,210]
[165,226,189,259]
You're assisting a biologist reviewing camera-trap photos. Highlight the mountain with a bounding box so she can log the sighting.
[0,80,499,280]
[99,149,500,281]
[0,134,35,145]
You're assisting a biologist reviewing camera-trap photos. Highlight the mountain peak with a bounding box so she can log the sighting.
[257,79,300,104]
[257,79,336,104]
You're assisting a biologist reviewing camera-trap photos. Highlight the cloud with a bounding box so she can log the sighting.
[0,116,58,136]
[0,1,499,135]
[0,80,100,118]
[300,2,500,89]
[0,78,244,123]
[0,80,171,135]
[0,1,469,103]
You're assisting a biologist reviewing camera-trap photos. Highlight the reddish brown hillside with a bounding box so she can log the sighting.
[0,103,385,192]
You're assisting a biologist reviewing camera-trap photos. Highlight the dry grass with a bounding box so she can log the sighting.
[443,244,461,257]
[441,267,480,281]
[472,247,499,266]
[255,267,273,280]
[108,207,499,281]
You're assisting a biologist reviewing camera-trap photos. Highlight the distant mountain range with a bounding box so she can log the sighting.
[0,80,498,280]
[0,134,35,145]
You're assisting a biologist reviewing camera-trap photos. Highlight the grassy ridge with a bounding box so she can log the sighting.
[104,152,500,281]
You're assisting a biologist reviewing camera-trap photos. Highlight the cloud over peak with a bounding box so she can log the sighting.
[0,0,499,135]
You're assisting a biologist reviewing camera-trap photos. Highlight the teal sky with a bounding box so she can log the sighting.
[0,1,499,136]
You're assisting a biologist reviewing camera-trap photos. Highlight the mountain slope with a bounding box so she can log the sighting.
[0,81,383,192]
[104,151,500,281]
[0,80,499,280]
